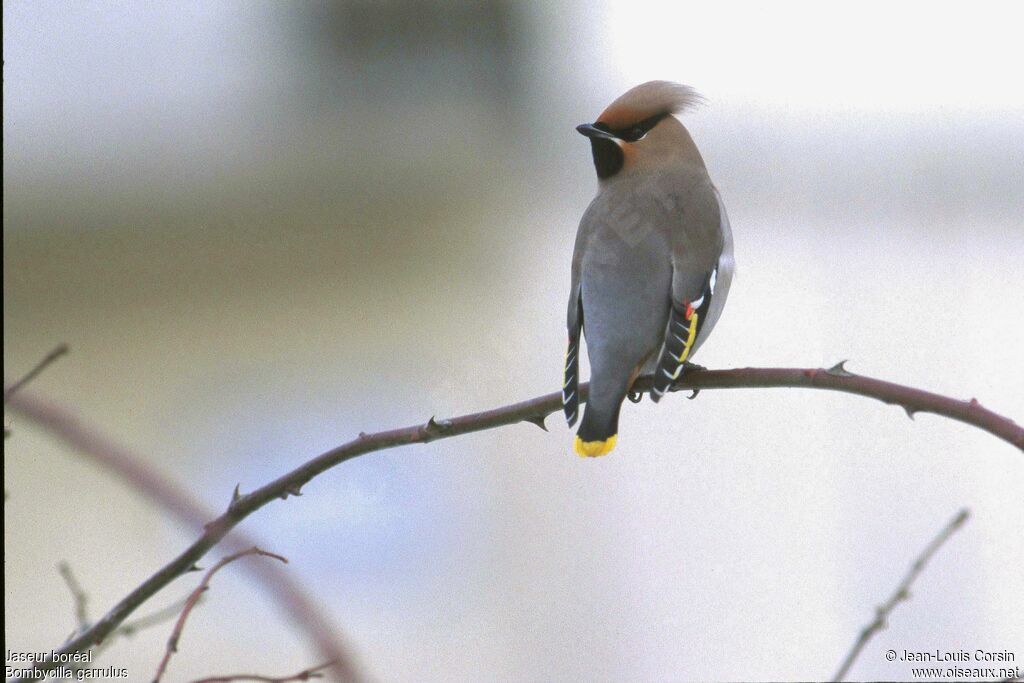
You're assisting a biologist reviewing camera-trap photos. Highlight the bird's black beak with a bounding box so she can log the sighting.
[576,123,616,140]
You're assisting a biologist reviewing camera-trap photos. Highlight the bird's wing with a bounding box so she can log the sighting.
[650,180,725,402]
[649,268,720,401]
[563,272,583,427]
[564,195,606,428]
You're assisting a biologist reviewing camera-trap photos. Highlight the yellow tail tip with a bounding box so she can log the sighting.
[574,434,617,457]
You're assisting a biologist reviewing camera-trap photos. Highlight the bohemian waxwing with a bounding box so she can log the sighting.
[563,81,734,457]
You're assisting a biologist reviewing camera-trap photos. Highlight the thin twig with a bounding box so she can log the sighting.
[832,508,971,682]
[57,561,90,632]
[152,547,288,683]
[190,660,335,683]
[6,365,1021,683]
[114,596,198,639]
[56,565,195,663]
[3,391,362,683]
[4,344,69,402]
[67,595,205,674]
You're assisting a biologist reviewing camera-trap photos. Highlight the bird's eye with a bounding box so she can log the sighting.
[624,126,645,141]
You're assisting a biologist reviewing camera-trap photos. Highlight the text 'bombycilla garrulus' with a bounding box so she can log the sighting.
[563,81,734,457]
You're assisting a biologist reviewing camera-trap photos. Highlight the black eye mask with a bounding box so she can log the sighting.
[586,111,672,179]
[595,111,670,142]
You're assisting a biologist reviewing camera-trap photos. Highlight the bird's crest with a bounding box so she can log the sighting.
[597,81,704,130]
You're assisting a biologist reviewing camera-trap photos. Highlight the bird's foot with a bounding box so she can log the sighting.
[683,362,705,399]
[666,362,705,398]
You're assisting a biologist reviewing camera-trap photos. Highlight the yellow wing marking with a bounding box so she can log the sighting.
[674,312,699,363]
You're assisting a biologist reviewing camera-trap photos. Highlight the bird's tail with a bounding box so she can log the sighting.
[574,401,621,457]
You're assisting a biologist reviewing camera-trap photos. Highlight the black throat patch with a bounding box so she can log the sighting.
[589,138,624,179]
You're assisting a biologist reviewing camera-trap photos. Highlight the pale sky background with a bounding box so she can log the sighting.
[5,2,1023,682]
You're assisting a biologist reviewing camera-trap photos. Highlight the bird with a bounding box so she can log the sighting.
[563,81,734,457]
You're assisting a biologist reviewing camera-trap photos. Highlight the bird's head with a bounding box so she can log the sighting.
[577,80,705,181]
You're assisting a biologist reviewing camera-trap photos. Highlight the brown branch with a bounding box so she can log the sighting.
[832,508,971,682]
[5,364,1021,683]
[152,547,288,683]
[646,363,1023,449]
[4,344,69,403]
[190,661,334,683]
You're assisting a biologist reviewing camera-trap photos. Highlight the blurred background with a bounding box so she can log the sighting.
[4,1,1023,681]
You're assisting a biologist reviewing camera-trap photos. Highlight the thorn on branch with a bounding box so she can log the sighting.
[422,416,453,440]
[903,406,917,420]
[687,388,701,400]
[280,483,304,500]
[626,391,643,404]
[826,360,855,377]
[231,484,242,504]
[523,415,548,431]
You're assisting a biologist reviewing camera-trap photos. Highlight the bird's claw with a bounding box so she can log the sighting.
[666,362,707,393]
